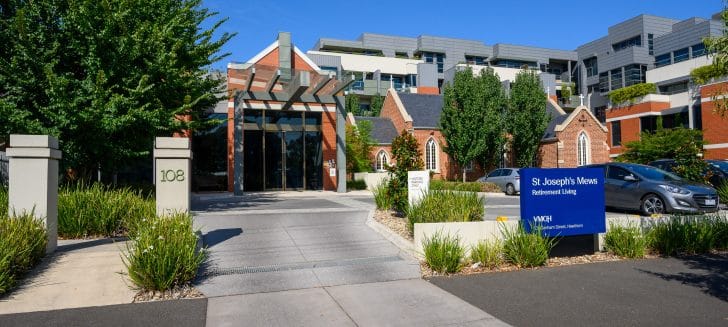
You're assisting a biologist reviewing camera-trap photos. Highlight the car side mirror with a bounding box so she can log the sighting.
[624,175,637,182]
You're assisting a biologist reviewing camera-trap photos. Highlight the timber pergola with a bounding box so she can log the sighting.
[231,61,354,195]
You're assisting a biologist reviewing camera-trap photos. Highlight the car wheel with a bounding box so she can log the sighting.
[641,194,666,215]
[505,183,515,196]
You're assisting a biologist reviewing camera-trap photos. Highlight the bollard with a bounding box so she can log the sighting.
[154,137,192,216]
[6,135,62,253]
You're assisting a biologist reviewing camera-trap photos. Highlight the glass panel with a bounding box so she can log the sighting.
[244,109,264,124]
[305,112,322,126]
[655,53,671,68]
[192,114,228,191]
[673,48,689,63]
[305,131,323,190]
[285,132,304,190]
[611,69,623,90]
[265,132,284,190]
[692,43,706,57]
[243,130,264,191]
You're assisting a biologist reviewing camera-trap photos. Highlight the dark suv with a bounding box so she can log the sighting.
[648,159,727,188]
[585,162,719,215]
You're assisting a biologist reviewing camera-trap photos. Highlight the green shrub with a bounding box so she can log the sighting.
[372,182,392,210]
[386,130,424,213]
[0,213,47,295]
[470,239,503,269]
[422,230,465,274]
[430,180,502,193]
[718,183,728,204]
[604,224,647,258]
[690,64,728,85]
[123,213,205,291]
[646,215,727,256]
[501,223,557,268]
[58,183,155,238]
[347,179,367,191]
[406,191,484,234]
[608,83,657,105]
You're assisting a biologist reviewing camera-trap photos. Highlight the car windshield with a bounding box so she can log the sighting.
[709,161,728,172]
[629,165,682,182]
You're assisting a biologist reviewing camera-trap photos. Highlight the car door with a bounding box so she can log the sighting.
[605,166,641,210]
[485,169,501,185]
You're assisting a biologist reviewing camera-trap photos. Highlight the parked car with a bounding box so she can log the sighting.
[478,168,520,195]
[648,159,727,188]
[585,162,719,215]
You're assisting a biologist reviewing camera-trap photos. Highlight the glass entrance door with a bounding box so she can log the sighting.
[242,109,322,191]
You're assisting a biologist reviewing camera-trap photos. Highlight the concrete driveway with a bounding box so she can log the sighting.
[192,192,506,326]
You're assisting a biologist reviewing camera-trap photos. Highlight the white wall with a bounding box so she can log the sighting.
[307,51,422,75]
[646,56,711,84]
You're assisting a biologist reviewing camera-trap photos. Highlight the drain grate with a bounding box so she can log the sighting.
[204,255,403,276]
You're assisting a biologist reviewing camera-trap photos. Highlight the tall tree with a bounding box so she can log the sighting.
[703,3,728,116]
[345,120,373,173]
[370,93,384,117]
[508,70,549,167]
[0,0,233,178]
[441,67,507,181]
[345,93,360,116]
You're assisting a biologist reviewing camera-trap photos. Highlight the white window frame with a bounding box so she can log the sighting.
[425,138,438,172]
[375,150,389,172]
[577,131,590,166]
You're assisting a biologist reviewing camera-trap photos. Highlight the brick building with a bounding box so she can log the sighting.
[349,90,608,180]
[699,81,728,159]
[538,100,610,167]
[225,33,350,193]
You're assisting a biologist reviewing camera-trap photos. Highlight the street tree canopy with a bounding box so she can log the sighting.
[0,0,233,177]
[508,70,549,167]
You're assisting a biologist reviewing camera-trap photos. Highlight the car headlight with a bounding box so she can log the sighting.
[658,185,690,195]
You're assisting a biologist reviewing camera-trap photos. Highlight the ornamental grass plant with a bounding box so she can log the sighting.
[429,180,501,193]
[406,190,484,235]
[422,230,465,274]
[123,213,205,292]
[0,213,47,295]
[501,223,557,268]
[58,183,155,238]
[470,239,503,269]
[604,223,647,258]
[0,186,7,216]
[646,215,728,256]
[372,182,392,210]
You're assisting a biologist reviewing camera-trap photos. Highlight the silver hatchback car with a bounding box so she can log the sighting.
[478,168,520,195]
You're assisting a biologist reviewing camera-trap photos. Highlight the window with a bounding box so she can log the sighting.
[673,48,689,63]
[423,52,446,73]
[659,81,689,95]
[648,34,654,55]
[624,64,646,87]
[584,57,598,77]
[612,35,642,52]
[640,112,689,133]
[494,59,537,69]
[487,169,502,178]
[691,43,706,57]
[465,55,486,65]
[610,68,623,90]
[375,151,388,172]
[655,53,671,68]
[578,132,590,166]
[599,72,609,93]
[611,121,621,146]
[607,166,631,180]
[425,138,438,171]
[395,52,409,59]
[465,161,474,171]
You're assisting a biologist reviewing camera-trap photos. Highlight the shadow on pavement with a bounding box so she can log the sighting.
[191,193,280,212]
[636,253,728,302]
[549,235,595,257]
[56,237,128,253]
[203,228,243,248]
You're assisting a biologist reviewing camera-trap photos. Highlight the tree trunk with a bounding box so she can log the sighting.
[462,168,466,183]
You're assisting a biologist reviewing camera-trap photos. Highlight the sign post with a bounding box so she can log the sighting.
[407,171,430,206]
[154,137,192,216]
[520,168,605,238]
[6,135,62,253]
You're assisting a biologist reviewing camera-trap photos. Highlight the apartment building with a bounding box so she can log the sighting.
[307,33,578,109]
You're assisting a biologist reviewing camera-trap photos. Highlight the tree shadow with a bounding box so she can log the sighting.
[636,253,728,302]
[191,192,281,212]
[203,228,243,248]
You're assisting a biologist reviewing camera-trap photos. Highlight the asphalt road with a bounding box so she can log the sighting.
[0,299,207,327]
[482,193,649,221]
[429,254,728,327]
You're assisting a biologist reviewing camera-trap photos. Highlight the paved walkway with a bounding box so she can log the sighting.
[0,238,136,315]
[193,192,507,326]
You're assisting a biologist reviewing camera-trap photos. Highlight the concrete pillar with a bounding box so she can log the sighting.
[154,137,191,216]
[6,135,61,254]
[233,105,244,196]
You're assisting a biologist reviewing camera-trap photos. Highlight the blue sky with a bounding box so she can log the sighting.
[201,0,724,71]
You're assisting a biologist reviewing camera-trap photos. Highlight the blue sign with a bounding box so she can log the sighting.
[519,168,605,237]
